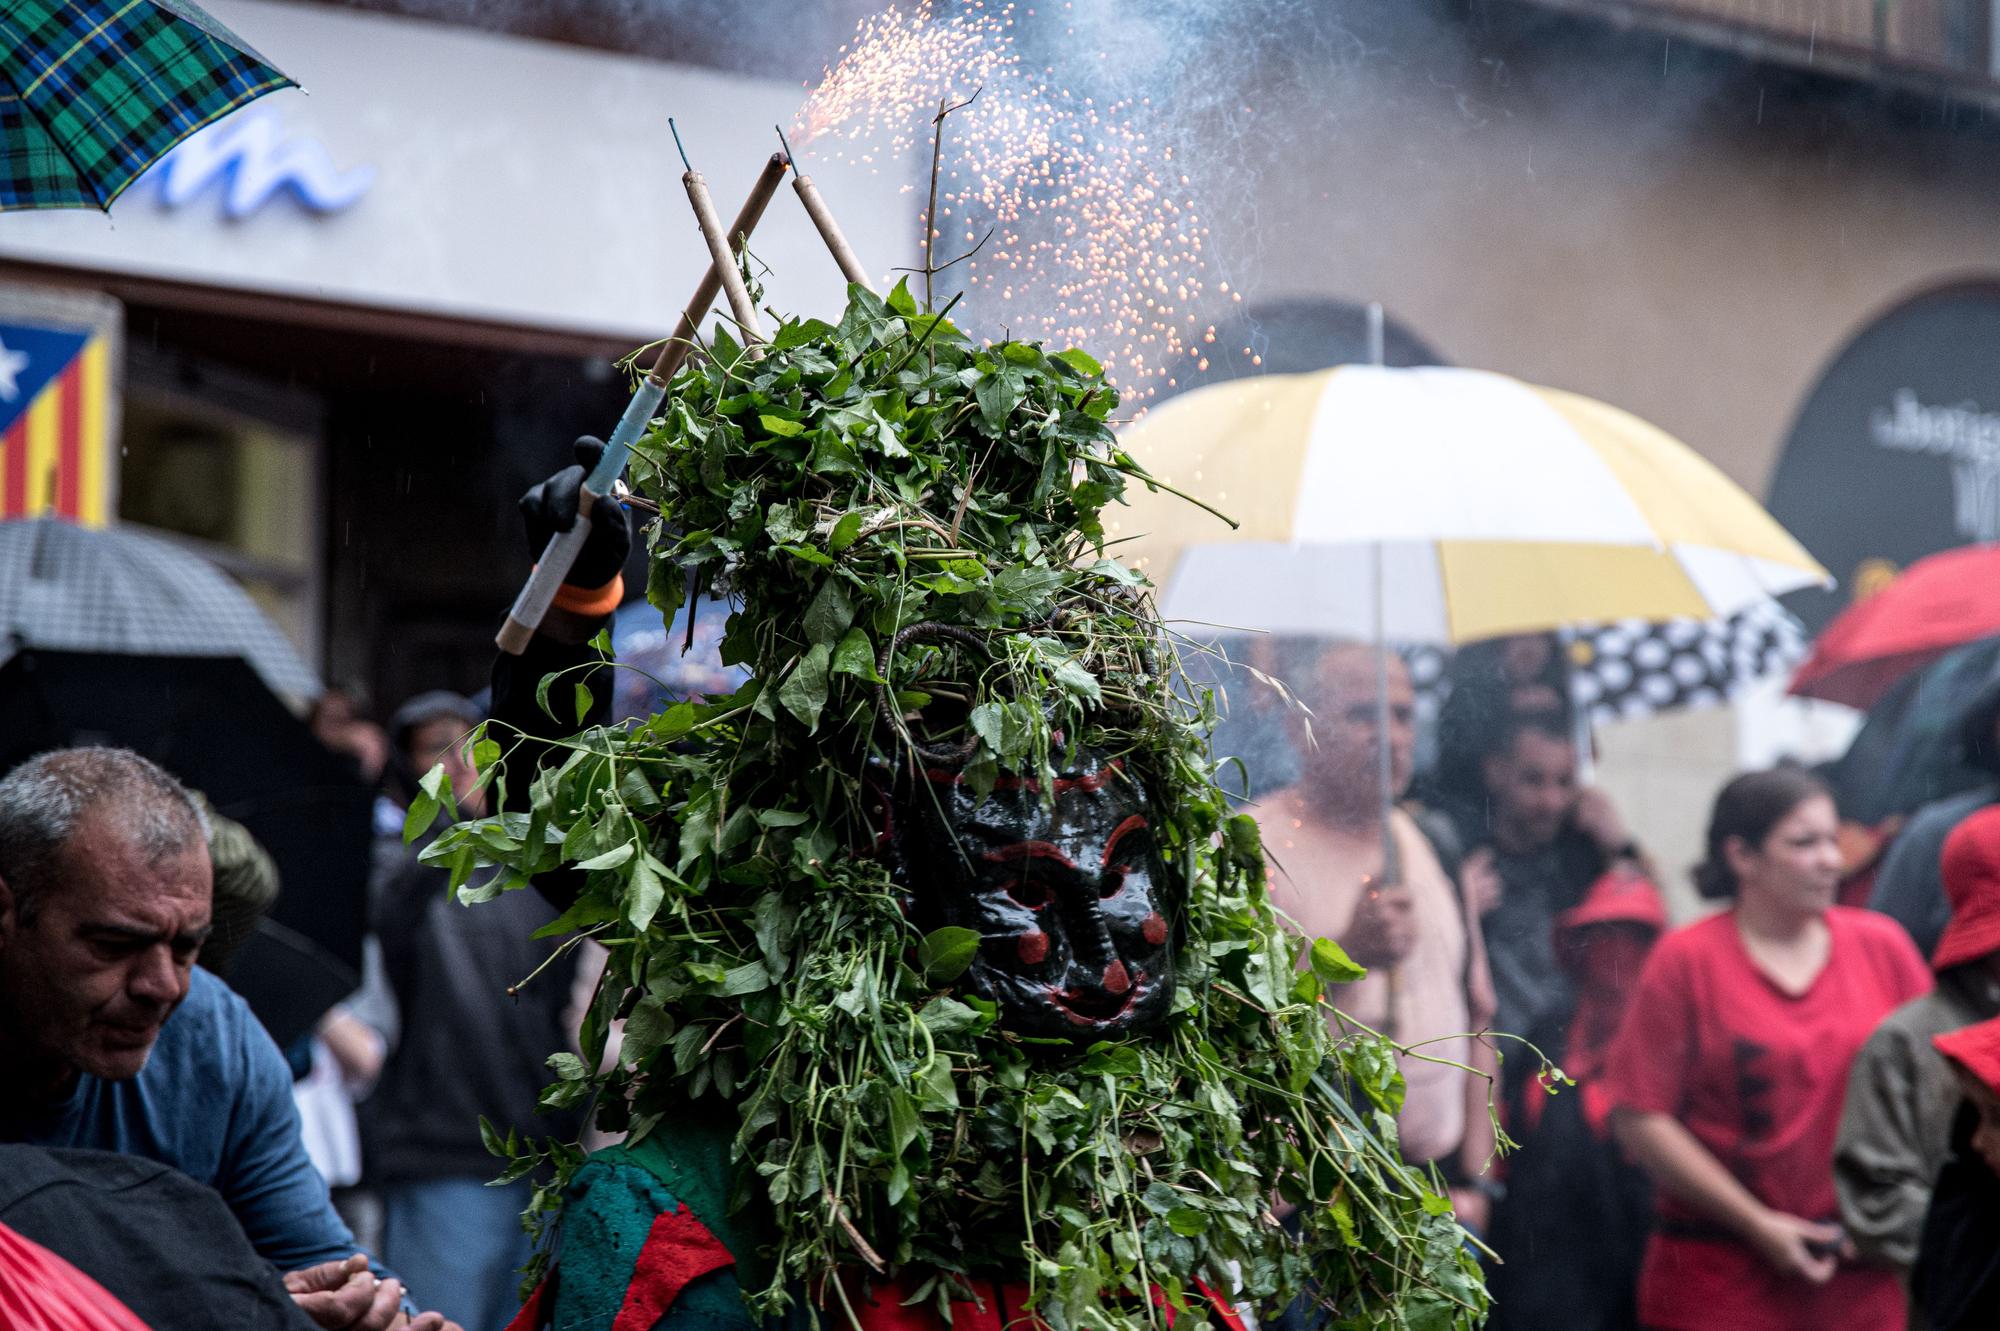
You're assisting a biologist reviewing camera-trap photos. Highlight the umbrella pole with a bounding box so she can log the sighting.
[497,150,789,655]
[1367,303,1399,873]
[1560,625,1597,783]
[1367,302,1403,1041]
[1373,540,1402,1043]
[1372,544,1400,874]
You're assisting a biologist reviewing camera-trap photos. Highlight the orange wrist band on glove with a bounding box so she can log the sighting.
[547,572,625,618]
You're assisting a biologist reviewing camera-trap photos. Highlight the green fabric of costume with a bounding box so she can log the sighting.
[542,1115,780,1331]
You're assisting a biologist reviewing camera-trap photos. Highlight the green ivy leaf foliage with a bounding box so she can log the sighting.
[915,925,981,984]
[401,790,438,845]
[431,286,1489,1330]
[1311,936,1368,987]
[829,510,865,553]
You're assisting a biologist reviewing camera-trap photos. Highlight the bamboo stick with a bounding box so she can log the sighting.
[684,169,764,342]
[792,171,873,290]
[651,151,788,382]
[496,155,787,655]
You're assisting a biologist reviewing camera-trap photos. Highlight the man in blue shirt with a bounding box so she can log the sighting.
[0,746,460,1331]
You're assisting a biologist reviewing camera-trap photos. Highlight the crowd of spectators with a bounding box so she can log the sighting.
[1247,630,2000,1331]
[15,594,2000,1330]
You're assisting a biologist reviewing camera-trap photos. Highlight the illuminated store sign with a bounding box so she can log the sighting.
[144,108,374,220]
[1769,284,2000,631]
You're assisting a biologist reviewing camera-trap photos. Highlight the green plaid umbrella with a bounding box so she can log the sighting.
[0,0,294,211]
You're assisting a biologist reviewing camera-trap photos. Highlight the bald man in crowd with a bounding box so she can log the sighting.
[1259,641,1502,1229]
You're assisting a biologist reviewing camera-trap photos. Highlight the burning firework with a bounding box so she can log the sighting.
[791,0,1233,401]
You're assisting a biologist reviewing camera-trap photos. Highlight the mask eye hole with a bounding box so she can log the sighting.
[1100,827,1153,900]
[1005,875,1052,909]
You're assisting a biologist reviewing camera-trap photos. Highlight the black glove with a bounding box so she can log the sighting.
[519,436,632,590]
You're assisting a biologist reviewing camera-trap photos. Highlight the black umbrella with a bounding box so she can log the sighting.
[0,650,370,1046]
[1824,636,2000,827]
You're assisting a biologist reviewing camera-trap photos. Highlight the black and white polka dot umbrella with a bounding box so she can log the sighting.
[1567,601,1808,723]
[1403,600,1808,731]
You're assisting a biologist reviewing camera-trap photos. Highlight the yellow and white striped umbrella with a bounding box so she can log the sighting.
[1110,365,1829,643]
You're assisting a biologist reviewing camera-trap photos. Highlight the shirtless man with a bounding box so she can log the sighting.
[1260,641,1500,1228]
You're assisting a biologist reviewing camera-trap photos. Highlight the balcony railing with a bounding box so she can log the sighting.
[1520,0,1999,87]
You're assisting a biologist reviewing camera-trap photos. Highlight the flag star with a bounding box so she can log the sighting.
[0,336,26,403]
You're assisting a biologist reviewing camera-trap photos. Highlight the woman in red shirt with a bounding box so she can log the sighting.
[1605,767,1930,1331]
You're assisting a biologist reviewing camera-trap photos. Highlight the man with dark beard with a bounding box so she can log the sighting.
[1466,712,1647,1046]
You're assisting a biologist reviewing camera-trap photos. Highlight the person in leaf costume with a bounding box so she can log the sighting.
[436,280,1492,1331]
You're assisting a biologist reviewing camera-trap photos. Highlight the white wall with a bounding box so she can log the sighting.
[0,0,912,341]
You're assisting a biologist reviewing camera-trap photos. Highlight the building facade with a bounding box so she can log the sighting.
[0,0,905,707]
[8,0,2000,890]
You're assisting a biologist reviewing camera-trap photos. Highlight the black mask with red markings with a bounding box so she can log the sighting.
[891,753,1178,1040]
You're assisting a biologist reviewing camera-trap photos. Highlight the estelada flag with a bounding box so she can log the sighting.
[0,286,118,525]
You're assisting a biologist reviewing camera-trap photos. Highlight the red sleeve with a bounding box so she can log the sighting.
[1602,930,1697,1118]
[1871,913,1934,1004]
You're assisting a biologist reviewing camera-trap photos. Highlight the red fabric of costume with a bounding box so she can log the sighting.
[851,1275,1246,1331]
[849,1276,1026,1331]
[614,1207,737,1331]
[505,1282,550,1331]
[505,1204,736,1331]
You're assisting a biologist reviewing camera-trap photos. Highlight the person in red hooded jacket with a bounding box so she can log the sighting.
[1487,868,1665,1331]
[1835,802,2000,1296]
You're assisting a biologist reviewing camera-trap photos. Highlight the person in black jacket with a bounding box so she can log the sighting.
[1915,1014,2000,1331]
[1486,870,1664,1331]
[0,1143,321,1329]
[365,683,588,1330]
[1871,677,2000,958]
[486,440,630,906]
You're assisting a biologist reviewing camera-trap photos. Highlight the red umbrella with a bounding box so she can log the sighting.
[1790,543,2000,708]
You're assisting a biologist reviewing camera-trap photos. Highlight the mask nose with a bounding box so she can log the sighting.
[1055,888,1120,986]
